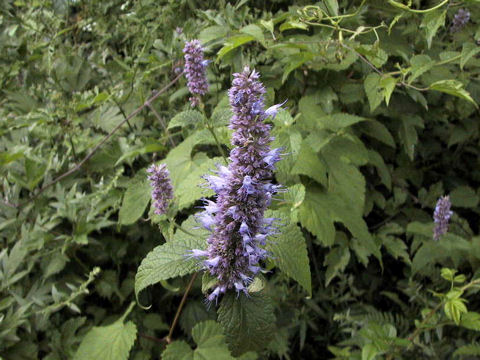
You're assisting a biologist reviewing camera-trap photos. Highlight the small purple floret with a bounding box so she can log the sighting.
[147,164,174,215]
[433,195,453,241]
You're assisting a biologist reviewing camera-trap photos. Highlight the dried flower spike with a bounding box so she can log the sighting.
[147,164,174,215]
[450,8,470,33]
[433,195,453,241]
[183,40,209,107]
[191,66,285,303]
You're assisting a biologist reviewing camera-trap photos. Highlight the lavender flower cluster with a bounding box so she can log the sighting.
[433,195,453,241]
[450,8,470,33]
[147,164,174,215]
[183,40,209,107]
[191,66,284,302]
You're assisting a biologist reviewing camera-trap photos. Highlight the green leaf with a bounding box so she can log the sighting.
[324,0,339,16]
[291,141,327,186]
[217,35,255,62]
[74,304,137,360]
[359,120,396,148]
[298,187,335,247]
[318,113,367,131]
[119,170,151,225]
[453,343,480,357]
[420,10,446,48]
[408,55,433,83]
[199,26,228,44]
[364,73,383,112]
[282,52,314,83]
[461,312,480,331]
[176,157,221,210]
[217,291,276,356]
[380,76,397,105]
[450,186,479,208]
[429,80,478,108]
[163,341,194,360]
[266,210,311,295]
[324,242,350,286]
[445,298,467,325]
[368,150,392,190]
[361,343,378,360]
[192,321,234,360]
[461,42,480,70]
[239,24,265,45]
[398,116,423,160]
[115,143,165,166]
[168,110,204,130]
[135,215,207,300]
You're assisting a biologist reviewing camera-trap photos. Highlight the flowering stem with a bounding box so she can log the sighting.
[207,125,228,164]
[165,272,198,344]
[199,102,228,164]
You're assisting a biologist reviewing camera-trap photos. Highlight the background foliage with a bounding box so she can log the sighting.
[2,0,480,359]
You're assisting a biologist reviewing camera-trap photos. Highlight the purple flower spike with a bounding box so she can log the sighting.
[147,164,174,215]
[433,195,453,241]
[193,66,284,302]
[183,40,209,107]
[451,9,470,33]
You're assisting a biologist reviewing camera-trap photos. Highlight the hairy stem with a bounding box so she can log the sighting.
[165,272,198,344]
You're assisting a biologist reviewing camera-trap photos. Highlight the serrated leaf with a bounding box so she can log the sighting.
[324,242,350,286]
[318,113,367,131]
[266,210,311,295]
[359,120,396,148]
[408,55,433,83]
[450,186,479,208]
[239,24,265,45]
[420,10,446,48]
[74,305,137,360]
[380,76,397,105]
[298,187,335,247]
[460,312,480,331]
[453,343,480,357]
[119,171,151,225]
[217,35,255,62]
[291,142,327,186]
[445,298,467,325]
[162,341,194,360]
[192,321,234,360]
[168,110,204,130]
[176,157,221,210]
[461,42,480,70]
[429,80,478,108]
[217,291,275,356]
[135,215,207,300]
[282,52,314,83]
[364,73,383,112]
[199,26,228,44]
[398,116,423,160]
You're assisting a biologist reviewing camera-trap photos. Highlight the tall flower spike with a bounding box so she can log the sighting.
[433,195,453,241]
[450,8,470,33]
[191,66,286,303]
[183,40,209,107]
[147,164,174,215]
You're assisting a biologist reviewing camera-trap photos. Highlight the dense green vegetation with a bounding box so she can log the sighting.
[2,0,480,359]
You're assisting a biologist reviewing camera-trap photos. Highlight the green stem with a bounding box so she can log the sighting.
[171,219,197,237]
[199,101,228,164]
[388,0,449,13]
